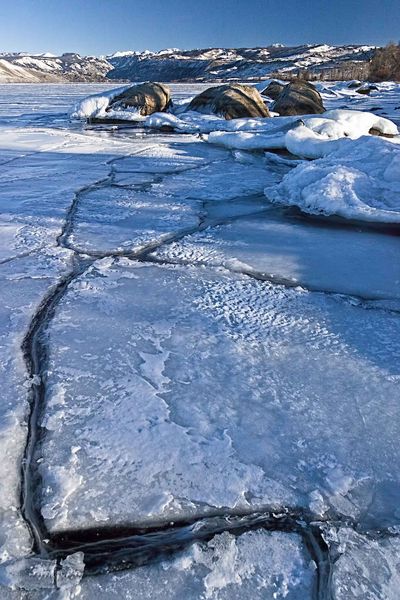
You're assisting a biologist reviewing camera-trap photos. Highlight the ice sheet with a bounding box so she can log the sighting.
[152,209,400,300]
[0,247,72,563]
[1,82,400,597]
[327,528,400,599]
[41,260,400,531]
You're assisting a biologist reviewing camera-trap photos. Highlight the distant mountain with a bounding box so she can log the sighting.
[0,52,111,83]
[0,45,376,83]
[107,44,375,82]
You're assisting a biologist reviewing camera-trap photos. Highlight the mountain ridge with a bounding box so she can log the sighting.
[0,44,376,83]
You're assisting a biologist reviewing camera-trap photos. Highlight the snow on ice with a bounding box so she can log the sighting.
[40,259,400,532]
[1,82,400,598]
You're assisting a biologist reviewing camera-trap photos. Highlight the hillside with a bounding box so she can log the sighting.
[0,52,112,83]
[0,44,375,83]
[107,44,375,82]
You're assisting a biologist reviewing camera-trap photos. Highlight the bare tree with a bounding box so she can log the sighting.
[369,43,400,82]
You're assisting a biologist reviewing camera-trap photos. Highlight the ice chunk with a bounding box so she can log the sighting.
[0,556,56,590]
[266,136,400,223]
[56,552,85,589]
[207,109,398,155]
[328,528,400,599]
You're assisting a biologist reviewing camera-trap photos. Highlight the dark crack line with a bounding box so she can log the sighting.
[19,256,336,597]
[57,171,400,313]
[57,154,230,253]
[47,508,336,600]
[145,253,400,315]
[0,149,49,169]
[20,254,94,554]
[0,246,45,266]
[56,144,161,249]
[18,147,248,558]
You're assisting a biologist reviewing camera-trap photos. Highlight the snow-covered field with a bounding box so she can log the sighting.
[0,82,400,598]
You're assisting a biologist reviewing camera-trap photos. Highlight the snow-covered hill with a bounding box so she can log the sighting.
[0,44,375,83]
[0,52,112,83]
[107,44,375,82]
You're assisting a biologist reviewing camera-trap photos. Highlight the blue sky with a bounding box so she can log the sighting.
[1,0,399,55]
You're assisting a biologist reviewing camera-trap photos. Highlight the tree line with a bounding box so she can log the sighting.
[270,43,400,82]
[368,43,400,81]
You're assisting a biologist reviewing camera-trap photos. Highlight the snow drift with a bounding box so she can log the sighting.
[265,135,400,223]
[70,85,144,121]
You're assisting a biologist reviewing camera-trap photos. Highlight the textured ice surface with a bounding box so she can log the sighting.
[152,210,400,301]
[41,260,400,530]
[78,531,315,600]
[0,247,73,563]
[149,152,283,202]
[69,186,201,254]
[64,143,282,256]
[68,141,229,254]
[327,528,400,599]
[2,83,400,598]
[0,91,165,565]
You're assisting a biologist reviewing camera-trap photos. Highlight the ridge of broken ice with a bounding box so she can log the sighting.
[265,134,400,223]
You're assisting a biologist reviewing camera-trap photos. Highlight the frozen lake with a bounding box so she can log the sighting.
[0,83,400,598]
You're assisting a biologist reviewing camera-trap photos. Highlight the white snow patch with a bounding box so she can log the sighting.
[266,135,400,223]
[70,85,135,120]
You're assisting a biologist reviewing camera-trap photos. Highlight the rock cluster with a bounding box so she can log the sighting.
[260,81,286,100]
[92,80,327,122]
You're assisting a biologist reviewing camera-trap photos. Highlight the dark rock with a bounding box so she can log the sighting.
[356,85,379,95]
[109,82,171,116]
[369,127,395,138]
[260,81,286,100]
[272,81,325,116]
[186,84,271,119]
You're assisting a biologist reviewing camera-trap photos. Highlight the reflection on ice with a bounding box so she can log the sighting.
[153,208,400,301]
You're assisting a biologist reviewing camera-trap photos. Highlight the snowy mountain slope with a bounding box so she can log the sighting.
[0,58,46,82]
[0,52,112,82]
[0,44,375,83]
[107,44,376,82]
